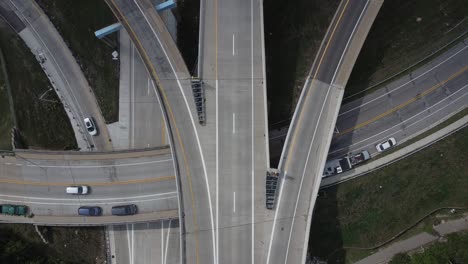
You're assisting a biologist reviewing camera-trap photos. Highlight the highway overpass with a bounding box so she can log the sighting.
[0,147,178,225]
[267,0,384,263]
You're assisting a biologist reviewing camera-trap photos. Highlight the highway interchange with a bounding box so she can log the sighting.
[0,0,466,263]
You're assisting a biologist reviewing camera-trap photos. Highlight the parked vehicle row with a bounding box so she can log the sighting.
[78,204,138,216]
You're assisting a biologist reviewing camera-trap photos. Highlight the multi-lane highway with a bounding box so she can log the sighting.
[1,0,113,151]
[199,0,270,263]
[267,0,384,263]
[0,148,177,224]
[330,40,468,159]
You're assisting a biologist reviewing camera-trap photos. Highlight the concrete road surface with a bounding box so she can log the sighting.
[199,0,270,263]
[4,0,113,151]
[109,30,168,149]
[109,220,180,264]
[267,0,383,263]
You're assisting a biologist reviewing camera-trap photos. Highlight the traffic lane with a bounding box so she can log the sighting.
[111,220,180,264]
[217,79,253,263]
[0,193,178,218]
[330,74,468,158]
[109,1,216,262]
[339,43,468,114]
[335,68,461,133]
[337,57,468,126]
[270,81,343,263]
[312,0,369,84]
[329,83,468,159]
[12,155,174,182]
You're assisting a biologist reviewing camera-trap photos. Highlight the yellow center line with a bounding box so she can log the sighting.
[106,0,200,262]
[285,0,350,171]
[0,175,175,187]
[336,65,468,137]
[311,0,350,80]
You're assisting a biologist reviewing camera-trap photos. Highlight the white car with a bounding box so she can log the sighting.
[84,117,97,136]
[66,186,89,195]
[376,137,397,152]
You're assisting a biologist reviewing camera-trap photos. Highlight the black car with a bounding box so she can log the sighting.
[111,204,138,216]
[78,206,102,216]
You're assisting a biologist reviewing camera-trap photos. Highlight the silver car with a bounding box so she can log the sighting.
[376,137,397,152]
[84,117,97,136]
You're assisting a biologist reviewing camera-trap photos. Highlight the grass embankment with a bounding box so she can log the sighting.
[309,127,468,263]
[36,0,119,123]
[389,231,468,264]
[345,0,467,100]
[0,224,105,263]
[0,22,76,150]
[264,0,340,124]
[0,49,13,150]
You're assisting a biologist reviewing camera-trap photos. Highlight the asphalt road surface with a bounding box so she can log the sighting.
[329,40,468,160]
[267,0,383,263]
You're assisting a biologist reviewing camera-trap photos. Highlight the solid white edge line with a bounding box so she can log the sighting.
[131,3,217,263]
[216,78,219,264]
[259,0,270,169]
[131,223,135,264]
[251,0,255,262]
[25,159,172,168]
[126,224,132,264]
[164,219,172,264]
[161,221,165,264]
[0,195,179,206]
[0,191,178,201]
[131,44,135,148]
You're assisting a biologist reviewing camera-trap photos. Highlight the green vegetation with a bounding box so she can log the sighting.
[0,22,76,150]
[309,127,468,263]
[0,49,13,150]
[36,0,119,123]
[0,224,105,264]
[345,0,467,100]
[389,231,468,264]
[264,0,340,123]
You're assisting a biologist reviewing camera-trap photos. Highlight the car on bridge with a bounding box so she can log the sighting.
[112,204,138,216]
[1,204,28,216]
[66,185,90,195]
[78,206,102,216]
[84,117,98,136]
